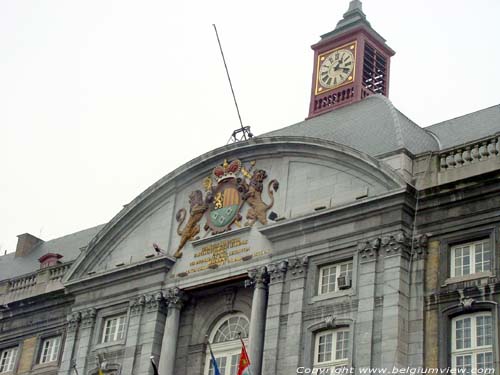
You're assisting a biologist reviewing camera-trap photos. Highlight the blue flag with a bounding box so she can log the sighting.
[209,345,221,375]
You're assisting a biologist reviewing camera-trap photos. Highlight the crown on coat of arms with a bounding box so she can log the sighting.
[212,159,241,183]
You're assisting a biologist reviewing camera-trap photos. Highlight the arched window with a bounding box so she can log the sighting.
[205,313,249,375]
[451,312,493,372]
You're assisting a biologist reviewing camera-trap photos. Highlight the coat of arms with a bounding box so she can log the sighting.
[173,159,279,258]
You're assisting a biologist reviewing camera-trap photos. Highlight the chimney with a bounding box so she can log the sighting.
[15,233,44,257]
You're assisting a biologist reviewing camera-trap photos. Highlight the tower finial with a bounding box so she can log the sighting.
[347,0,363,13]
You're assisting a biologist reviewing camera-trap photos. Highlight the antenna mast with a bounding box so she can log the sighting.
[212,24,253,143]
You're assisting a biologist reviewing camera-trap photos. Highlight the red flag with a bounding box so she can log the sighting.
[237,339,252,375]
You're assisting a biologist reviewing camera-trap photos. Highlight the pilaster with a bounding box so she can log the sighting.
[263,260,288,375]
[355,238,380,369]
[75,308,96,375]
[282,256,308,375]
[122,295,146,375]
[57,312,81,375]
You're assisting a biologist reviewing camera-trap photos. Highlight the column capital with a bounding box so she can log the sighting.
[381,231,411,258]
[80,308,96,329]
[247,266,269,289]
[357,238,381,262]
[288,255,309,277]
[130,295,146,316]
[267,260,288,283]
[165,287,186,310]
[67,312,81,333]
[412,234,429,260]
[145,292,165,313]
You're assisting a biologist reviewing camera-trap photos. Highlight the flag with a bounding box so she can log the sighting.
[150,356,159,375]
[237,339,252,375]
[208,342,221,375]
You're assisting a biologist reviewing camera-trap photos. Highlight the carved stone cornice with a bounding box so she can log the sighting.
[267,260,288,283]
[81,308,96,329]
[130,295,146,316]
[67,312,81,333]
[381,232,411,258]
[146,292,165,313]
[412,234,429,260]
[165,287,186,310]
[247,266,269,289]
[357,238,381,262]
[288,256,309,277]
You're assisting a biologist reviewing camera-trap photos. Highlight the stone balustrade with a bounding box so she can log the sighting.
[439,135,500,171]
[0,262,73,304]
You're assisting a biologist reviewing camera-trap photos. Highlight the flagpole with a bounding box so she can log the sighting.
[71,360,79,375]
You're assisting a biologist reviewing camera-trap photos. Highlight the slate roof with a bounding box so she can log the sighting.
[261,95,440,156]
[425,104,500,150]
[0,224,104,282]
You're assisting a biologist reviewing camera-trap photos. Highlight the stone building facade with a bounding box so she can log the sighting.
[1,1,499,375]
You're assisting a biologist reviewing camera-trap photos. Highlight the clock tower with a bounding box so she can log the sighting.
[308,0,395,118]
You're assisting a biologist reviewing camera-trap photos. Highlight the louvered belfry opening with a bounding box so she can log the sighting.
[362,43,387,95]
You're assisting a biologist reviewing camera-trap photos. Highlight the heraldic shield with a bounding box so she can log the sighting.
[205,159,244,234]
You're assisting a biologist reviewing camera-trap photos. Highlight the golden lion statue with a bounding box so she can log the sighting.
[174,190,207,258]
[243,169,279,226]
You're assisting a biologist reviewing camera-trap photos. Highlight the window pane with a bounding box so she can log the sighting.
[477,352,494,370]
[455,318,471,349]
[229,354,240,375]
[335,331,349,360]
[475,242,491,273]
[455,355,472,375]
[317,333,333,363]
[476,315,492,347]
[320,266,336,294]
[0,347,17,373]
[209,356,226,375]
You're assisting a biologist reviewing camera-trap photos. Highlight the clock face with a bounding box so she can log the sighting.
[318,48,355,90]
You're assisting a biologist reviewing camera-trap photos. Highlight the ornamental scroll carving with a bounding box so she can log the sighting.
[247,266,269,288]
[357,238,381,261]
[164,287,186,309]
[381,232,411,258]
[67,312,81,332]
[81,308,96,328]
[289,256,309,276]
[267,260,288,283]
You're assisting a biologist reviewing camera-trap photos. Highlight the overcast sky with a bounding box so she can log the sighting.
[1,0,499,253]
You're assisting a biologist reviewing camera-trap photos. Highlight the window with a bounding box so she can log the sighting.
[205,313,249,375]
[313,329,350,370]
[0,347,17,373]
[102,315,126,343]
[451,240,491,278]
[39,336,61,364]
[319,261,353,294]
[452,312,494,372]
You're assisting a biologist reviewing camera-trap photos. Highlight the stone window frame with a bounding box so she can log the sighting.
[93,304,130,350]
[30,328,66,371]
[309,249,358,303]
[439,301,499,370]
[438,226,496,286]
[0,343,21,375]
[303,318,354,371]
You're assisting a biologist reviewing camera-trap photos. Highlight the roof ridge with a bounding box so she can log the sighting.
[374,95,405,149]
[426,103,500,129]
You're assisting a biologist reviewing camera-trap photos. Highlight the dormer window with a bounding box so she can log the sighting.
[38,253,63,269]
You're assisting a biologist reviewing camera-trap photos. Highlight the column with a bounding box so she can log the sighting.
[159,287,185,375]
[355,238,381,370]
[74,308,96,375]
[380,232,411,369]
[283,256,308,375]
[262,260,288,375]
[57,312,81,375]
[247,266,269,375]
[121,295,146,375]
